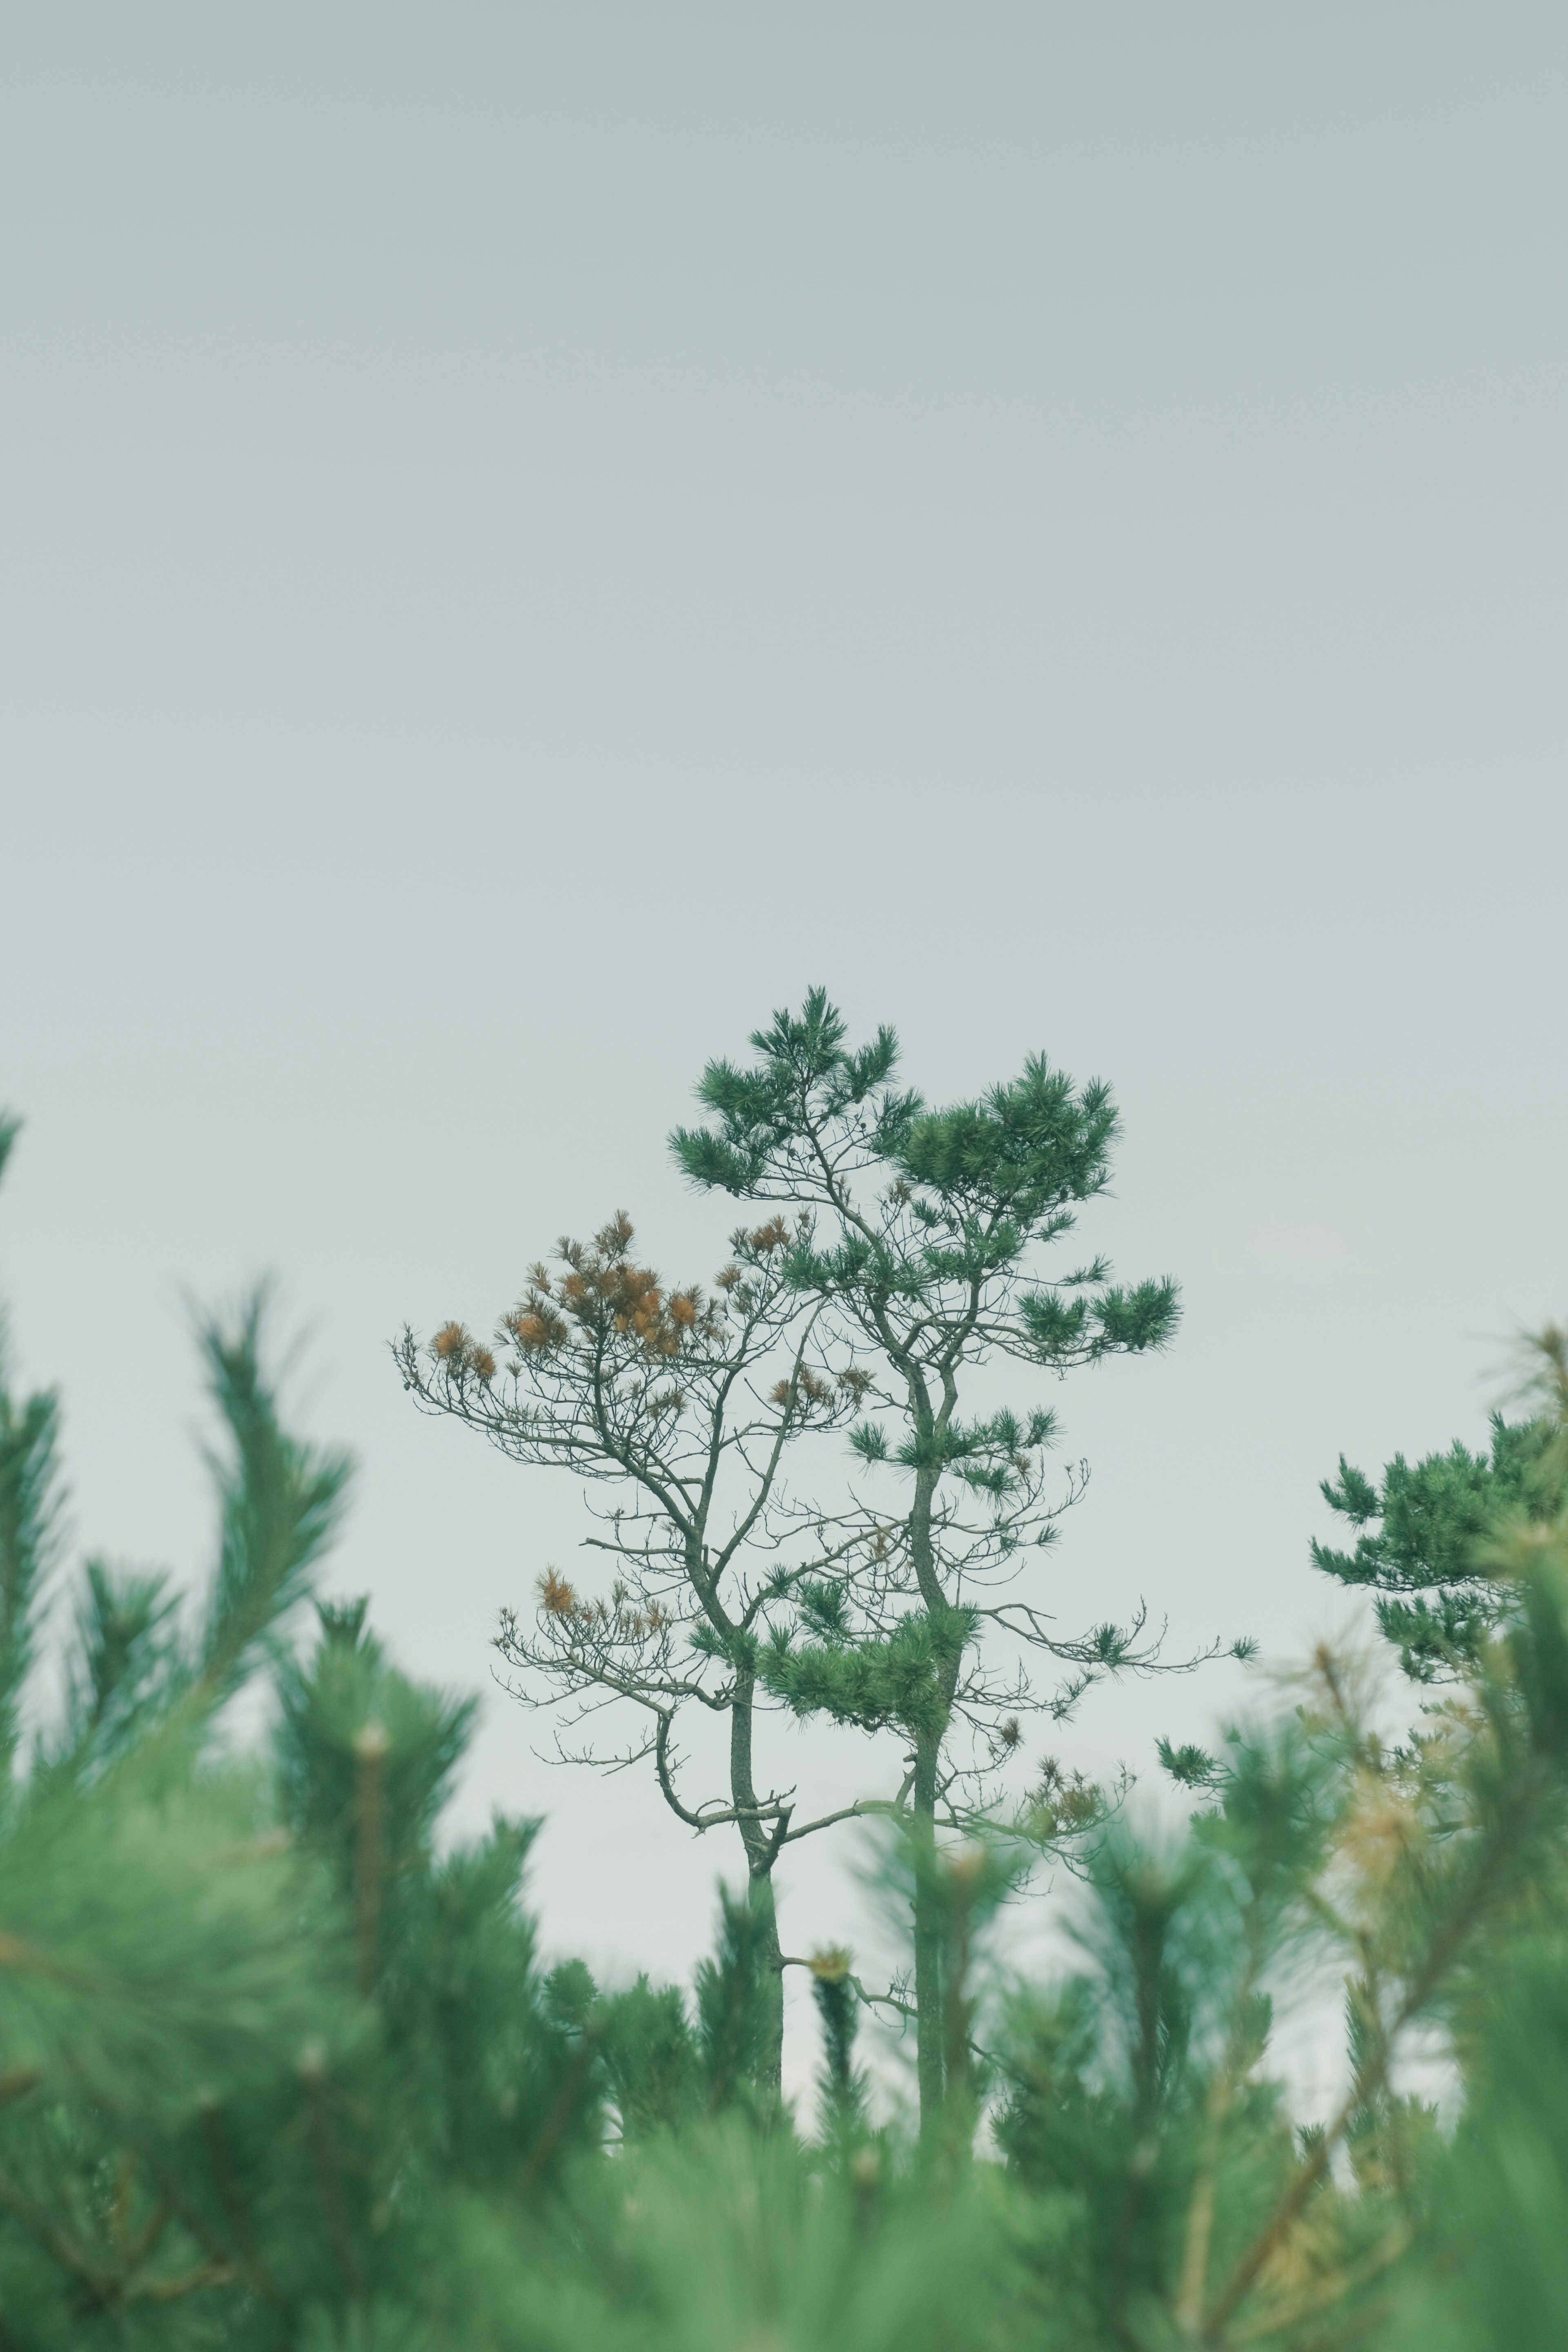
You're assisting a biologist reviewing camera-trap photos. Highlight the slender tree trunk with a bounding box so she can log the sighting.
[911,1731,945,2142]
[729,1662,785,2098]
[746,1864,785,2100]
[904,1443,957,2145]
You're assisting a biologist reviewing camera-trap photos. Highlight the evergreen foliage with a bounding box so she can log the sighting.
[0,1117,59,1783]
[1314,1390,1566,1679]
[807,1949,870,2144]
[674,991,1241,2133]
[6,1114,1568,2348]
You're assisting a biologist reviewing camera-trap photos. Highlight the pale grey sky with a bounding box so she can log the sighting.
[3,6,1564,2099]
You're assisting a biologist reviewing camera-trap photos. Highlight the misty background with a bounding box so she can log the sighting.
[3,6,1564,2101]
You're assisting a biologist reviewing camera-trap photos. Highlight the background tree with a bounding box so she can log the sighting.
[396,1209,884,2097]
[673,990,1243,2135]
[1313,1338,1568,1681]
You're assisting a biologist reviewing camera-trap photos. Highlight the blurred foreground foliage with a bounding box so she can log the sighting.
[4,1119,1568,2348]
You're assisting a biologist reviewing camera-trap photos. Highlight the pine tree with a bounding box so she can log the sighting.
[672,990,1242,2136]
[0,1118,599,2345]
[1313,1341,1568,1679]
[1000,1408,1568,2349]
[395,1210,889,2096]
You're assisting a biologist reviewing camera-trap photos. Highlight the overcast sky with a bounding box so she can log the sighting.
[3,5,1564,2104]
